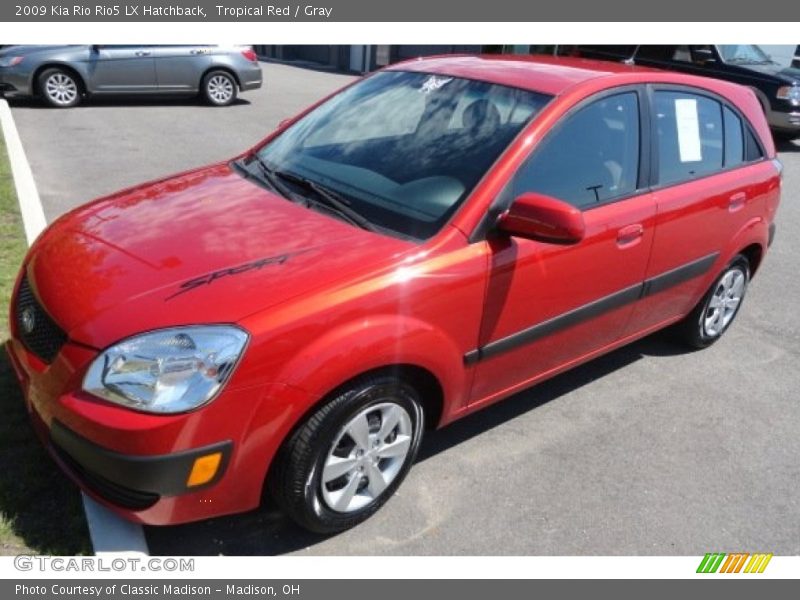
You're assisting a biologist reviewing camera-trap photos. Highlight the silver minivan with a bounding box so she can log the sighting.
[0,45,263,107]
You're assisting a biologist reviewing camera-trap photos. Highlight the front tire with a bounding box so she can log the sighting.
[674,255,750,349]
[269,374,425,534]
[38,68,81,108]
[201,70,237,106]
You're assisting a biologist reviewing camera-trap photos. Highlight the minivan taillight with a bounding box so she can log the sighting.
[241,47,258,62]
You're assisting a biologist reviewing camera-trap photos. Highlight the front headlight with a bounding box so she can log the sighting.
[83,325,248,414]
[777,85,800,106]
[0,56,23,67]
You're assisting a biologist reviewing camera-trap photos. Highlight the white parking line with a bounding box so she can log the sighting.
[0,100,46,245]
[82,495,149,556]
[0,98,150,557]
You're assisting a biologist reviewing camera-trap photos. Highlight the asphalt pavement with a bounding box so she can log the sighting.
[8,61,800,555]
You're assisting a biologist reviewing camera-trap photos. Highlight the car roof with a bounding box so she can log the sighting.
[389,54,661,96]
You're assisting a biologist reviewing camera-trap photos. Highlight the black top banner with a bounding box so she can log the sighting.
[1,0,798,22]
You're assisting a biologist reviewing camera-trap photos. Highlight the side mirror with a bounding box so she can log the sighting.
[90,45,100,53]
[497,193,585,244]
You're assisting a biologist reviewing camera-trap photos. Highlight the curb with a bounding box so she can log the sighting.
[0,98,150,557]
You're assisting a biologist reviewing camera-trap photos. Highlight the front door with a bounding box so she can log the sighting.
[88,45,157,93]
[470,90,657,403]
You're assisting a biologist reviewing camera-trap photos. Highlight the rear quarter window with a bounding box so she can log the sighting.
[654,91,724,185]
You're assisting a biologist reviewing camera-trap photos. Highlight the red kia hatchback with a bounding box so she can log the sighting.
[7,55,781,533]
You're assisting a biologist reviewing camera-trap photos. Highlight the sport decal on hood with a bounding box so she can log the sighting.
[166,251,306,300]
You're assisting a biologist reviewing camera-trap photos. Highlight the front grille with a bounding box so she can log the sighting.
[52,442,160,511]
[14,276,68,363]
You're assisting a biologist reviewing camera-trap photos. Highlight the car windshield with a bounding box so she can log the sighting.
[255,70,552,239]
[717,45,773,65]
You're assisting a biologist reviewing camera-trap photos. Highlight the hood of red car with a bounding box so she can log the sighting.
[27,163,413,347]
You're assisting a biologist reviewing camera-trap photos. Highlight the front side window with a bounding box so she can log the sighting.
[256,71,551,239]
[654,91,723,186]
[511,92,641,208]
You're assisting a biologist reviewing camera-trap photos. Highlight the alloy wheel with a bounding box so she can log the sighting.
[703,268,746,337]
[320,402,413,513]
[207,75,234,104]
[45,73,78,106]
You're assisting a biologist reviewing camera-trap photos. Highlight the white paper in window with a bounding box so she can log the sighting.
[674,98,702,163]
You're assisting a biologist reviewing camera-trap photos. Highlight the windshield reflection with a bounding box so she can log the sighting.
[256,71,552,239]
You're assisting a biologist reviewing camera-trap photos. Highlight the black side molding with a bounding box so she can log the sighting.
[465,252,719,365]
[640,253,719,298]
[465,283,642,365]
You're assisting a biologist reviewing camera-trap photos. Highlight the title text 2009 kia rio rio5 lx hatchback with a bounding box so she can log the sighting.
[7,56,781,533]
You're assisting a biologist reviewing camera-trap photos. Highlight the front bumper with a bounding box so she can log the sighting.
[50,419,232,510]
[6,333,311,525]
[767,107,800,134]
[0,67,33,97]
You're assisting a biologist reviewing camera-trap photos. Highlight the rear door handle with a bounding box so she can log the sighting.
[617,224,644,248]
[135,51,151,57]
[190,49,209,55]
[728,192,747,212]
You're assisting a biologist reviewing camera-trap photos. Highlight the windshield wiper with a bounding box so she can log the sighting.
[272,169,379,233]
[246,154,298,201]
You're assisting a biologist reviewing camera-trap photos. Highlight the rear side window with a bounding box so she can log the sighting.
[654,91,723,185]
[745,127,765,162]
[512,92,640,208]
[723,106,744,167]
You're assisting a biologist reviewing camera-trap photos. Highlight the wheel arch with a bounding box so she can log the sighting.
[259,362,445,504]
[738,242,764,276]
[748,85,772,115]
[32,63,87,96]
[200,65,241,90]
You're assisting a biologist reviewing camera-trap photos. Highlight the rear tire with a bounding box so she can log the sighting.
[673,255,750,349]
[38,68,82,108]
[268,374,425,534]
[201,70,237,106]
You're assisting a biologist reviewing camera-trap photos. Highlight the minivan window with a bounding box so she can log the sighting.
[654,91,723,186]
[511,92,640,208]
[717,45,773,65]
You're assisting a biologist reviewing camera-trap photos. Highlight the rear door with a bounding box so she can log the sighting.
[151,45,212,92]
[469,89,658,403]
[623,85,769,335]
[88,45,157,92]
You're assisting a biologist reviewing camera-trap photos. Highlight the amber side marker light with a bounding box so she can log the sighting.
[187,452,223,487]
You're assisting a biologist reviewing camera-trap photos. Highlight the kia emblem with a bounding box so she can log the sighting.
[20,307,36,334]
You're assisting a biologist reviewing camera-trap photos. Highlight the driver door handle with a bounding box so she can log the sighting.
[617,224,644,248]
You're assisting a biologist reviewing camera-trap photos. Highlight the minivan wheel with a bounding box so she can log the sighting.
[38,68,81,108]
[201,70,237,106]
[269,374,425,534]
[675,255,750,349]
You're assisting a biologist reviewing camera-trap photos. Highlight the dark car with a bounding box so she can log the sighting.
[0,45,262,107]
[559,45,800,140]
